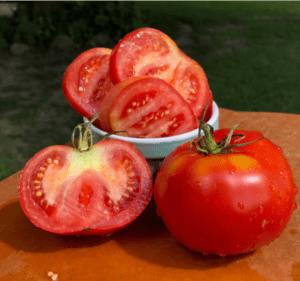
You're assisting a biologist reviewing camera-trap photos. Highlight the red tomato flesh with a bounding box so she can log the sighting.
[109,28,213,119]
[103,77,199,138]
[18,139,153,235]
[154,129,298,256]
[62,48,114,128]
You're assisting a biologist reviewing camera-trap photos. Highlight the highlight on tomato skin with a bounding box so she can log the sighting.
[18,138,153,236]
[109,27,213,119]
[153,126,298,256]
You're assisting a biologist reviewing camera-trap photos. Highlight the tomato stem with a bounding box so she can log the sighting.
[72,114,99,152]
[71,114,130,152]
[190,103,264,155]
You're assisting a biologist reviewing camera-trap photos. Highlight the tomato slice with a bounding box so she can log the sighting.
[98,77,143,132]
[18,139,153,235]
[109,28,213,119]
[106,77,199,138]
[62,48,114,128]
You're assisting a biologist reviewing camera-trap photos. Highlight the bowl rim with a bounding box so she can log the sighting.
[85,100,219,144]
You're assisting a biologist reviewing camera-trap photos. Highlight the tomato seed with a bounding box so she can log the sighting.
[40,167,46,171]
[127,180,135,185]
[78,86,84,92]
[126,165,133,171]
[190,88,196,94]
[34,185,41,190]
[127,187,133,192]
[36,191,43,197]
[164,110,170,116]
[47,158,53,164]
[34,180,41,184]
[37,173,44,178]
[132,102,137,106]
[128,172,135,178]
[53,159,59,164]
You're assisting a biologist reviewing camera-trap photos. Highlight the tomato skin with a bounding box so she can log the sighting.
[109,28,213,119]
[18,139,153,235]
[62,48,113,128]
[154,129,298,256]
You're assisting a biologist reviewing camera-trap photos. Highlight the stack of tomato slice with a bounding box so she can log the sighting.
[63,28,213,138]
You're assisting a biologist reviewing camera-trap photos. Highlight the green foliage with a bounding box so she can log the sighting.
[1,1,148,51]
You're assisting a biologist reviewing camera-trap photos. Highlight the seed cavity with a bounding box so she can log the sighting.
[127,180,135,186]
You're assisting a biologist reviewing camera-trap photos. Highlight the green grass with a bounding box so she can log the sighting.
[1,2,300,181]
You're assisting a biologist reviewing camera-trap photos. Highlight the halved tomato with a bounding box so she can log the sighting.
[109,28,213,119]
[62,47,114,128]
[18,132,153,235]
[103,77,199,138]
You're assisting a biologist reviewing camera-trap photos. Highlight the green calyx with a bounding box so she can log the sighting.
[190,104,264,155]
[72,113,128,152]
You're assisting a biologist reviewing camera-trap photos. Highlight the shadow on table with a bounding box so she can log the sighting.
[0,197,254,270]
[0,199,112,253]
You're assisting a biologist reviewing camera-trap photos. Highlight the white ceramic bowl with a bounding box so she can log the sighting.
[84,101,219,159]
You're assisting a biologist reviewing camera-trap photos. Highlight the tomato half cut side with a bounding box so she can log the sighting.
[109,28,180,85]
[62,47,114,128]
[98,77,144,132]
[18,139,153,235]
[109,77,199,138]
[170,54,213,120]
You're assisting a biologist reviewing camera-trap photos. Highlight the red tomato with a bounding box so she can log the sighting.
[101,77,199,138]
[18,138,153,235]
[109,28,213,119]
[154,127,298,256]
[62,48,114,128]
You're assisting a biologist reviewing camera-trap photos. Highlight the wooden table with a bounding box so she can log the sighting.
[1,108,300,281]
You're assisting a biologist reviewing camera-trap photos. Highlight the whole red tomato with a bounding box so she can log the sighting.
[18,115,153,235]
[154,121,298,256]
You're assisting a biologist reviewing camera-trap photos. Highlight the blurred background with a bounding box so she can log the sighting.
[0,1,300,181]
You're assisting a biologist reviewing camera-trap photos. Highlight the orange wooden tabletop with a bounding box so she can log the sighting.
[1,108,300,281]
